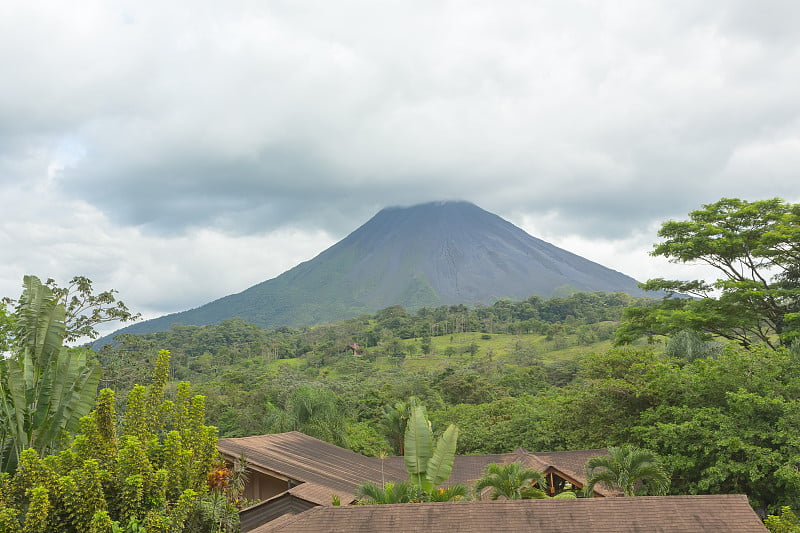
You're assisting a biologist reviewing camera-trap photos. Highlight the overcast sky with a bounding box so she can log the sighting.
[2,1,799,333]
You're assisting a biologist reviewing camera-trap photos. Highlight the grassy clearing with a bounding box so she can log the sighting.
[398,331,613,372]
[262,330,615,377]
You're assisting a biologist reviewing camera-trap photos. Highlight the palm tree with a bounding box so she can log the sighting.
[427,484,470,502]
[264,385,348,446]
[584,445,670,497]
[356,481,469,504]
[379,398,415,455]
[355,481,423,504]
[473,462,547,500]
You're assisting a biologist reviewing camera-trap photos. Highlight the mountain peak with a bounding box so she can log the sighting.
[380,200,476,211]
[103,201,651,339]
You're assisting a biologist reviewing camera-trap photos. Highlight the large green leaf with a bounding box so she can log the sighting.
[0,276,100,472]
[425,424,458,488]
[18,275,65,371]
[0,359,27,470]
[403,405,432,481]
[34,348,101,453]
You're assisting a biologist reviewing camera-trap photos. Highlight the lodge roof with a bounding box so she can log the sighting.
[251,494,768,533]
[221,432,622,503]
[370,447,619,496]
[218,432,408,501]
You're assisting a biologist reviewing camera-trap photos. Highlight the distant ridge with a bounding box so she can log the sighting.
[103,201,653,340]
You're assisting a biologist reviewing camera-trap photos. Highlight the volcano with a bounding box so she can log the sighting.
[106,201,651,338]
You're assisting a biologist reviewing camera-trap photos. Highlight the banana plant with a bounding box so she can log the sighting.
[0,275,101,472]
[403,403,459,492]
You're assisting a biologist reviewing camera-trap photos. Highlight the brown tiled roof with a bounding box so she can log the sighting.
[251,495,767,533]
[240,492,319,531]
[531,448,609,483]
[219,432,408,497]
[367,448,617,495]
[447,453,519,485]
[287,482,351,506]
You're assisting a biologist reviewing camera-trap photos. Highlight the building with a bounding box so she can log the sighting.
[219,432,622,531]
[251,495,768,532]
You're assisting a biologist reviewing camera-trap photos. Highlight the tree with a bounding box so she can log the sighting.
[3,276,140,343]
[0,276,101,472]
[765,506,800,533]
[264,385,349,446]
[584,445,669,497]
[379,399,414,455]
[0,301,13,353]
[0,350,221,532]
[473,462,546,500]
[355,481,423,504]
[663,329,722,361]
[617,198,800,349]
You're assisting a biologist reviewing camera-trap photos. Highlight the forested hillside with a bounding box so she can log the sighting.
[97,291,641,430]
[95,290,800,516]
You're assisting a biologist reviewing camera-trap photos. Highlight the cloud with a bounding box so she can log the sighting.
[0,169,334,325]
[1,0,799,318]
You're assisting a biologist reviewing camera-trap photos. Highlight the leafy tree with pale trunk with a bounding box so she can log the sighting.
[617,198,800,349]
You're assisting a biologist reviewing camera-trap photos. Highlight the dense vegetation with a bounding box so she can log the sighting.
[0,279,245,531]
[96,291,638,440]
[0,352,229,532]
[2,197,799,529]
[93,295,800,516]
[618,197,800,348]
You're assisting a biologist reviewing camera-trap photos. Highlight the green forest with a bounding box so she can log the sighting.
[1,197,800,531]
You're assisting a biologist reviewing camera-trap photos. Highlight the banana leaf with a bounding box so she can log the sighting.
[403,405,432,487]
[425,424,458,489]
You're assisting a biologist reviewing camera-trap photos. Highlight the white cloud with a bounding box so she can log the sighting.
[1,0,799,321]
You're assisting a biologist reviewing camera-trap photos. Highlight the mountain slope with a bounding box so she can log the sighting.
[108,201,652,337]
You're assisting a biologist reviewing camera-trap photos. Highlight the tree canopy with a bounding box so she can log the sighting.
[617,197,800,348]
[3,276,140,344]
